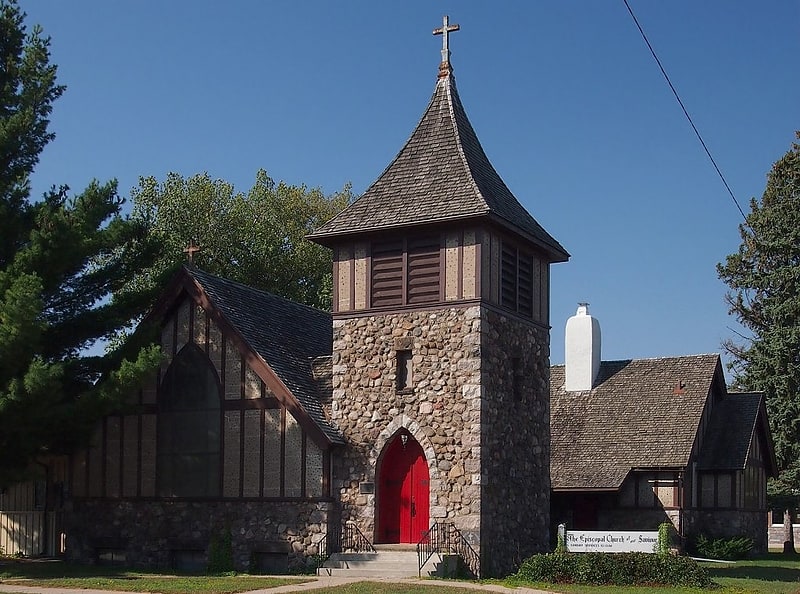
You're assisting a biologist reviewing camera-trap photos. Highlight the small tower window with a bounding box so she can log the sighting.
[396,350,413,392]
[512,356,523,401]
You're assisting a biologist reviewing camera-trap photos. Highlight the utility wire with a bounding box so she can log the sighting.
[622,0,748,223]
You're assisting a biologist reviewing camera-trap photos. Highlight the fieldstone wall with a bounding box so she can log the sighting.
[685,509,768,553]
[331,306,482,542]
[64,499,333,572]
[331,304,551,577]
[480,308,551,575]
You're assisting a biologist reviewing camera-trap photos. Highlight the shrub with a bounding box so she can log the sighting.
[514,552,710,587]
[657,522,673,556]
[207,529,234,574]
[691,534,753,560]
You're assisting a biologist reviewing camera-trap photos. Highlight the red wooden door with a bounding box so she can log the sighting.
[378,432,429,543]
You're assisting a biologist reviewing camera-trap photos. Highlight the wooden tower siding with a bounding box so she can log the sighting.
[333,228,550,325]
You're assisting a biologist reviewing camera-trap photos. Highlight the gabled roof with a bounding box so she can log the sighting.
[550,354,722,490]
[697,392,777,476]
[153,266,343,446]
[308,64,568,262]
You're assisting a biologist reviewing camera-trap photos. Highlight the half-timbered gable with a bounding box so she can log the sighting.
[64,266,342,571]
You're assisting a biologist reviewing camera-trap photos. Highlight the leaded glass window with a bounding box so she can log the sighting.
[157,343,221,497]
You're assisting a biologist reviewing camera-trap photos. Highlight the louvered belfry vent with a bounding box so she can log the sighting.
[517,251,534,318]
[369,235,441,308]
[407,235,440,304]
[501,243,518,311]
[371,240,404,307]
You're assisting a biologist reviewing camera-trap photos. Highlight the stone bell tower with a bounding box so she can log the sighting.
[308,16,568,577]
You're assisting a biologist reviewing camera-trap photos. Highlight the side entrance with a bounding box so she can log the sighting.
[377,430,429,543]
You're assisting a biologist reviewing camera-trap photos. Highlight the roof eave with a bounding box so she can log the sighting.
[552,486,620,493]
[309,212,570,262]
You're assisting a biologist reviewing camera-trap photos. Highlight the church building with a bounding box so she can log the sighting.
[18,18,568,577]
[0,17,776,575]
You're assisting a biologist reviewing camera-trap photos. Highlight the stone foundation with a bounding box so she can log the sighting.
[685,509,768,554]
[65,499,334,572]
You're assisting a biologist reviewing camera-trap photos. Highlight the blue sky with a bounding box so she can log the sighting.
[19,1,799,370]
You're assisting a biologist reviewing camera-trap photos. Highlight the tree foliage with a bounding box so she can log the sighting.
[718,133,800,467]
[0,0,162,486]
[127,170,352,310]
[717,132,800,550]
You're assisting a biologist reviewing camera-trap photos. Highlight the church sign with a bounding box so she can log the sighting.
[565,530,659,553]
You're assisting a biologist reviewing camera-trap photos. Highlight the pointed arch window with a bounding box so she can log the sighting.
[157,343,221,497]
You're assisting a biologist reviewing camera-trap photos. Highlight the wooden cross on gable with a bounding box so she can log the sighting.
[433,15,459,76]
[183,239,201,263]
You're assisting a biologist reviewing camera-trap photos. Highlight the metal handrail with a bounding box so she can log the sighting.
[416,522,480,579]
[313,520,376,571]
[343,520,376,553]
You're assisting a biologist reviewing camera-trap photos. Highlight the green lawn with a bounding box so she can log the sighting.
[0,560,309,593]
[1,554,800,594]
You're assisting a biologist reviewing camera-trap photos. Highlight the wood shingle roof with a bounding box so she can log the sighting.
[697,392,767,471]
[550,355,722,490]
[308,66,568,262]
[183,267,343,445]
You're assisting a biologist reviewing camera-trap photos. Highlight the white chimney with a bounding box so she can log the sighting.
[565,303,601,391]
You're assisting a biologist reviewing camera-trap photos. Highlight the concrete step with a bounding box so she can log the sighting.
[317,549,458,578]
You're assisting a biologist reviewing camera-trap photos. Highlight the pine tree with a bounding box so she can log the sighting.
[0,0,162,486]
[718,132,800,554]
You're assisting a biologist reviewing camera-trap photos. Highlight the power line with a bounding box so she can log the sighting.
[622,0,748,222]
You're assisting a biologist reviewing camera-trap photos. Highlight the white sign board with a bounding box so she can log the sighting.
[565,530,659,553]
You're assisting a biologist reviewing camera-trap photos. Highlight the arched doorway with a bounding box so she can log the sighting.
[377,429,430,543]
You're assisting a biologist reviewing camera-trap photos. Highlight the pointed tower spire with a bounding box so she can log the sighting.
[433,15,460,78]
[308,15,568,263]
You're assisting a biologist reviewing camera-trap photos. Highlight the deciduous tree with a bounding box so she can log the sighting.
[718,132,800,554]
[127,170,352,310]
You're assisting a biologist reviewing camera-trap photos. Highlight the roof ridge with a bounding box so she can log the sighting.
[188,265,329,317]
[551,353,721,368]
[443,74,491,215]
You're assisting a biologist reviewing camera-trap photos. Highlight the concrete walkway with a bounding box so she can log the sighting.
[0,576,555,594]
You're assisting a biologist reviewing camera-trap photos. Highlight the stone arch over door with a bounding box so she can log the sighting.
[373,415,439,543]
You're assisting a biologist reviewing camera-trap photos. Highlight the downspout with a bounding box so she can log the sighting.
[677,470,684,553]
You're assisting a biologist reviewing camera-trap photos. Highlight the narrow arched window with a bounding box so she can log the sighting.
[157,343,221,497]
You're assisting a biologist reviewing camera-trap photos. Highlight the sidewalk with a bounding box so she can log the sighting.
[0,576,555,594]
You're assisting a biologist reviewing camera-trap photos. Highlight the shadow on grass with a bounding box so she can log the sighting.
[707,564,800,583]
[0,559,177,579]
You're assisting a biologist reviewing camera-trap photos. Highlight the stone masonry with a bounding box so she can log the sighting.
[331,304,551,577]
[65,499,332,572]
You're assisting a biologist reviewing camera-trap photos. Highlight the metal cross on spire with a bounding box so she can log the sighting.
[433,15,459,77]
